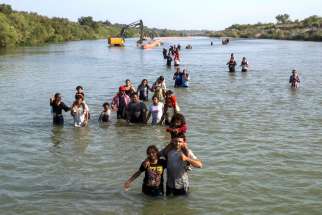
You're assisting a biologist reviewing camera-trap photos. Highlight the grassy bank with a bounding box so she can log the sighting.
[209,14,322,41]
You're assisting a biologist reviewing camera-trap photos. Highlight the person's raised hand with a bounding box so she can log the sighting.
[181,153,189,162]
[124,181,130,191]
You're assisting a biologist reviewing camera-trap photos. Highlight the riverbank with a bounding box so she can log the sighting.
[0,4,190,48]
[209,15,322,42]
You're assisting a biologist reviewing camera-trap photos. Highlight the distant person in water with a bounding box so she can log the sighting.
[227,53,236,72]
[71,94,89,127]
[50,93,70,125]
[289,69,300,88]
[147,96,164,125]
[137,79,152,101]
[163,48,167,59]
[211,41,213,46]
[161,90,180,125]
[240,57,249,72]
[75,85,90,119]
[126,92,148,124]
[169,46,174,55]
[75,85,85,99]
[166,54,172,67]
[112,86,130,119]
[152,76,167,102]
[173,68,190,88]
[98,102,111,123]
[172,45,176,55]
[181,69,190,87]
[173,67,183,87]
[124,79,136,96]
[174,47,180,65]
[222,38,230,45]
[124,145,167,196]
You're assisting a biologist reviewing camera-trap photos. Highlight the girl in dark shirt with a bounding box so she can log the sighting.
[137,79,152,101]
[124,145,167,196]
[50,93,70,125]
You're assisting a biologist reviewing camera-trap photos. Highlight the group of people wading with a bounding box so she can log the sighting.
[50,39,301,198]
[163,44,181,67]
[226,53,300,88]
[50,76,184,127]
[226,53,249,72]
[50,68,201,197]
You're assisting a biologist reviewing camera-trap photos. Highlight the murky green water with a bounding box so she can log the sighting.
[0,38,322,215]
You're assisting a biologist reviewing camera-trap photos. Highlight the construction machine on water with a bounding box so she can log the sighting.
[108,20,144,47]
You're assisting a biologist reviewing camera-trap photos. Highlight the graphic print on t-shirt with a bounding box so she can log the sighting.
[146,166,163,187]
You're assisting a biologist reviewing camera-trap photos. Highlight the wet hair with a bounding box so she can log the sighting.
[139,79,148,87]
[130,92,138,98]
[159,76,164,81]
[54,93,61,98]
[170,113,186,125]
[102,102,110,107]
[76,85,83,91]
[146,145,159,155]
[152,95,159,101]
[173,133,186,141]
[166,90,173,95]
[125,79,131,83]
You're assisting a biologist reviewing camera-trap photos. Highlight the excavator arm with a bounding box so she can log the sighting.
[119,20,144,44]
[108,19,156,47]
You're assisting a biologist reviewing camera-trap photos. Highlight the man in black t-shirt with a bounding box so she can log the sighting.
[126,93,147,123]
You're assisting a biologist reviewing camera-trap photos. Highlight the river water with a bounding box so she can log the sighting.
[0,37,321,215]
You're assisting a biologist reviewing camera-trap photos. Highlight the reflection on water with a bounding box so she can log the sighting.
[51,126,64,145]
[1,38,322,214]
[141,197,198,215]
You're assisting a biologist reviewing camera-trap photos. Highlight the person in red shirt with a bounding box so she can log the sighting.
[166,113,187,139]
[160,90,180,125]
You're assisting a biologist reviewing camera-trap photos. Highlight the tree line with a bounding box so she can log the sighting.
[210,14,322,41]
[0,4,188,48]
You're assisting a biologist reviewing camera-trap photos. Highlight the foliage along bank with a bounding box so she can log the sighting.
[209,14,322,41]
[0,4,189,48]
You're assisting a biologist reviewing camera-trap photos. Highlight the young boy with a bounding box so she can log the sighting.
[98,102,111,123]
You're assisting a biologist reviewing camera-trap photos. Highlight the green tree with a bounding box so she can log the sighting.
[276,14,290,24]
[303,15,322,28]
[0,4,13,14]
[0,13,18,47]
[78,16,94,26]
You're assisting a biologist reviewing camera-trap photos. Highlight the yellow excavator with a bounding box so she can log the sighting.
[108,20,144,47]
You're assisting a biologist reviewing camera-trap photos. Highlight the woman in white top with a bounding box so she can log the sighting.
[71,94,89,127]
[147,96,164,125]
